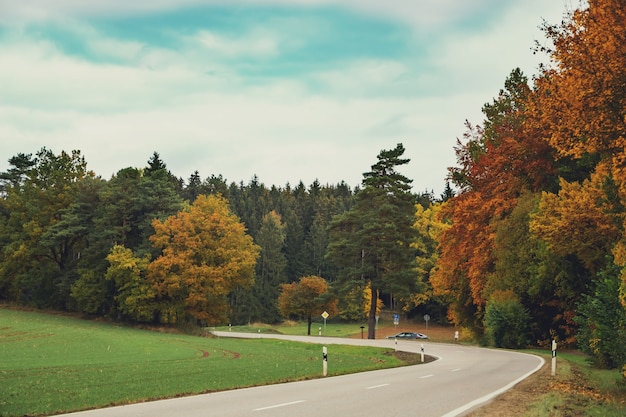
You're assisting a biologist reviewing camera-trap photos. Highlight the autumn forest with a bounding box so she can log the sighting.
[1,0,625,374]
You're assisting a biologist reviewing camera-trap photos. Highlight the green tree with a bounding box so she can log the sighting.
[575,263,626,369]
[278,275,338,335]
[305,212,330,277]
[0,148,94,309]
[483,290,530,349]
[339,282,382,321]
[328,144,418,339]
[251,210,288,323]
[70,159,183,316]
[0,153,36,194]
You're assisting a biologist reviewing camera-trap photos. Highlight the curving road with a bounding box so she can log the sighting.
[55,332,544,417]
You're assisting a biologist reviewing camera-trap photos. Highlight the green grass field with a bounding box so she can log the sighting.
[0,308,412,417]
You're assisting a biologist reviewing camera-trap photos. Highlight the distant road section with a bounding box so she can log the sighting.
[55,332,544,417]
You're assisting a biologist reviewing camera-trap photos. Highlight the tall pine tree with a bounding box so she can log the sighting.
[328,144,418,338]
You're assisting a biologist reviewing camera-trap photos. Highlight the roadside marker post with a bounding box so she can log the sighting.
[322,346,328,376]
[551,339,557,376]
[421,344,425,363]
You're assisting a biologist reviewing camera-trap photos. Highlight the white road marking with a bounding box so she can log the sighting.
[253,400,306,411]
[420,374,434,379]
[366,383,390,389]
[452,368,462,372]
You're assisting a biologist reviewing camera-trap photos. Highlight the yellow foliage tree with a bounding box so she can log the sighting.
[148,194,260,325]
[408,203,449,309]
[105,245,155,322]
[530,173,620,273]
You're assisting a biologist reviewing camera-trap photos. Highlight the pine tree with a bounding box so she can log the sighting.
[328,144,418,338]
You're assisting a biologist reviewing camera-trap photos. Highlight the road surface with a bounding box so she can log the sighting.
[55,332,544,417]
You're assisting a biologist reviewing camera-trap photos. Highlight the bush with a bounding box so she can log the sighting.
[575,264,626,369]
[484,290,530,349]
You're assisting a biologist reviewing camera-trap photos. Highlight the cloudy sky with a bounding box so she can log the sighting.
[0,0,568,194]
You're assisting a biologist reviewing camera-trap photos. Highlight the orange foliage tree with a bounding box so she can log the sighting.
[278,275,338,335]
[434,0,625,347]
[432,69,556,334]
[147,194,260,325]
[531,0,626,299]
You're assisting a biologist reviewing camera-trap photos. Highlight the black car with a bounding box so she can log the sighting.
[385,332,428,339]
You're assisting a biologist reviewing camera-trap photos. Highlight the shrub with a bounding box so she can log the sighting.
[484,290,530,349]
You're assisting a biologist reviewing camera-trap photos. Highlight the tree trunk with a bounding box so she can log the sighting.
[307,315,312,335]
[367,286,377,339]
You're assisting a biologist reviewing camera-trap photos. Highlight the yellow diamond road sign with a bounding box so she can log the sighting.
[321,311,329,319]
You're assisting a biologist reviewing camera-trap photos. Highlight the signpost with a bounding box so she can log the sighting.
[393,313,399,331]
[423,314,430,331]
[321,311,329,335]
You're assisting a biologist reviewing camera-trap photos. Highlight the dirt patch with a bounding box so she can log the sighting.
[198,348,241,359]
[351,322,457,342]
[0,327,54,343]
[218,348,241,359]
[389,350,436,365]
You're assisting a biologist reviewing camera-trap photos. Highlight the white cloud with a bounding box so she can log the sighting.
[193,29,280,58]
[0,1,559,31]
[312,59,413,97]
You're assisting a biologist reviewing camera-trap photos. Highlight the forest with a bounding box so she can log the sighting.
[1,0,625,373]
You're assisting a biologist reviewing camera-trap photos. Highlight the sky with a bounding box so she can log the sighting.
[0,0,570,195]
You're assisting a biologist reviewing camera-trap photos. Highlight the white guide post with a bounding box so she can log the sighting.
[551,339,557,376]
[322,346,328,377]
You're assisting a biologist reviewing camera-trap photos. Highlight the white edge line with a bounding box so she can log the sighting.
[366,383,390,389]
[440,352,546,417]
[253,400,306,411]
[420,374,434,378]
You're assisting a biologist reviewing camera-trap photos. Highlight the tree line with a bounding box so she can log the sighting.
[0,146,441,331]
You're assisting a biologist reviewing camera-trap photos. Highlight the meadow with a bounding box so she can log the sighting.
[0,308,412,417]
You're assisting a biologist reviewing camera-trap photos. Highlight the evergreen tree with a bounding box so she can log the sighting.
[0,149,94,309]
[328,144,418,338]
[251,210,288,322]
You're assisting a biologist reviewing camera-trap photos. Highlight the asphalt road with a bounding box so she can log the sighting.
[55,332,544,417]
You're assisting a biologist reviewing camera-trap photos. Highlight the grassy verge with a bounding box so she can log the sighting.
[468,350,626,417]
[212,320,366,337]
[0,308,416,417]
[527,351,626,417]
